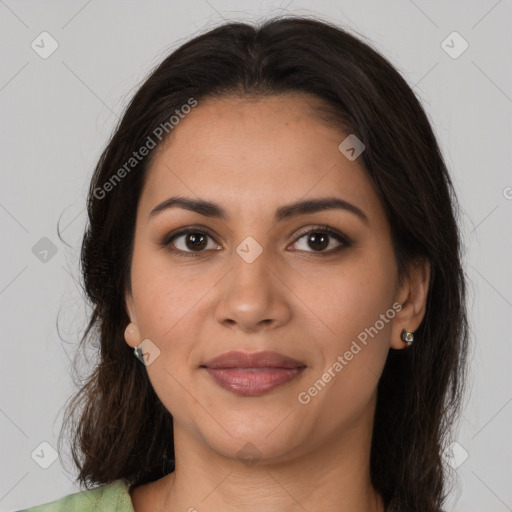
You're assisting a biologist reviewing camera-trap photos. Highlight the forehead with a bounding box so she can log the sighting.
[139,94,386,227]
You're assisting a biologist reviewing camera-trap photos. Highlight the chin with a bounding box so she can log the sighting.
[204,431,304,467]
[193,407,310,463]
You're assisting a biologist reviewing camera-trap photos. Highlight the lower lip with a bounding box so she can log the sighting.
[203,367,305,396]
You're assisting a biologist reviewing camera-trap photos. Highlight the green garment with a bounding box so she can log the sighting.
[17,479,134,512]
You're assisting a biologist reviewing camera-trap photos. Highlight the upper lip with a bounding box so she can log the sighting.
[201,350,306,369]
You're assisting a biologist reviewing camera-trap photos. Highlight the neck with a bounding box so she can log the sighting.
[149,398,384,512]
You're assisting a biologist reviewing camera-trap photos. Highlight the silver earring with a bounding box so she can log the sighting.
[401,329,414,347]
[134,346,144,361]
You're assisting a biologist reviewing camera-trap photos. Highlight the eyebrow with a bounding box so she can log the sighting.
[149,195,369,225]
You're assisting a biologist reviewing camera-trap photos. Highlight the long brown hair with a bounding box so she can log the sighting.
[58,16,469,511]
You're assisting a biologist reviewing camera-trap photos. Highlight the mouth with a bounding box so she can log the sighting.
[201,350,307,396]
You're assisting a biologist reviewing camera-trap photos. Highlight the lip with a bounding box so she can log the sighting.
[201,350,306,396]
[202,350,306,369]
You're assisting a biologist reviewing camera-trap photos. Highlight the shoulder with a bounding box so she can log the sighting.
[16,479,134,512]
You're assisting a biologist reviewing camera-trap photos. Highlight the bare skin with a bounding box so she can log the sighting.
[124,94,430,511]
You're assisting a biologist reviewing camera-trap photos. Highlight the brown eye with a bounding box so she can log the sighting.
[290,227,351,254]
[182,232,208,251]
[163,229,220,256]
[306,232,329,251]
[162,226,351,257]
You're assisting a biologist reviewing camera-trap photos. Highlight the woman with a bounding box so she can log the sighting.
[20,15,468,512]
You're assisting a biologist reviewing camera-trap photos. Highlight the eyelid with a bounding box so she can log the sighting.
[161,224,219,246]
[292,224,352,244]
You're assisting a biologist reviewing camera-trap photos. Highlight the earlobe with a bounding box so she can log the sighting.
[124,292,140,348]
[390,258,431,350]
[124,322,141,348]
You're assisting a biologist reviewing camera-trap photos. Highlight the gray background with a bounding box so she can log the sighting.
[1,1,511,510]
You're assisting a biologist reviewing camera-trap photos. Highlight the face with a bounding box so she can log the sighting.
[124,94,421,464]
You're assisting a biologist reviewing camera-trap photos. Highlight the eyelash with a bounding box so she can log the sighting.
[160,225,352,258]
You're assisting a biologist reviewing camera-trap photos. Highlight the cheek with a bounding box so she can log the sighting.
[129,251,208,420]
[129,245,223,392]
[291,246,396,343]
[130,241,206,336]
[293,249,395,401]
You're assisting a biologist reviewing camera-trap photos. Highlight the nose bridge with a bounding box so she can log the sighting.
[214,231,291,331]
[227,201,289,286]
[227,201,275,269]
[229,232,274,299]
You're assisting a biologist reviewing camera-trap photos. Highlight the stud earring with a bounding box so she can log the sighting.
[401,329,414,347]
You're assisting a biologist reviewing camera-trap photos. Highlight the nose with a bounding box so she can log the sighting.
[214,247,292,333]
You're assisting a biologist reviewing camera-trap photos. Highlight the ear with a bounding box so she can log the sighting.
[125,289,137,323]
[124,290,141,349]
[390,257,431,350]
